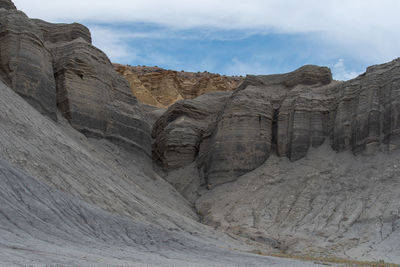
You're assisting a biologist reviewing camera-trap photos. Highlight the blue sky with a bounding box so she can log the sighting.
[13,0,400,80]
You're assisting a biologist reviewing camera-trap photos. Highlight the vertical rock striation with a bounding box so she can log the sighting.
[0,8,57,120]
[153,60,400,186]
[0,3,153,155]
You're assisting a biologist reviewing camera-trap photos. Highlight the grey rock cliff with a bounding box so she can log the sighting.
[154,60,400,186]
[152,92,232,170]
[0,4,152,155]
[0,0,16,10]
[154,61,400,262]
[33,19,92,44]
[49,39,152,155]
[154,65,338,185]
[0,9,57,120]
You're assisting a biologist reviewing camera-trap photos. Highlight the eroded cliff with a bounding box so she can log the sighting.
[1,0,400,264]
[153,60,400,261]
[0,4,152,155]
[114,64,243,108]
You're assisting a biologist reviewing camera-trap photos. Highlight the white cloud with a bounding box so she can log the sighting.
[90,27,136,62]
[332,59,360,81]
[13,0,400,64]
[90,26,182,66]
[224,58,269,76]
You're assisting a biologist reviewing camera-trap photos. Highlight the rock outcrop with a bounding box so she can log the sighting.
[152,92,232,170]
[0,8,57,120]
[332,60,400,154]
[49,39,152,155]
[153,60,400,262]
[153,60,400,185]
[0,4,152,155]
[114,64,243,108]
[0,0,16,10]
[2,0,400,264]
[33,19,92,44]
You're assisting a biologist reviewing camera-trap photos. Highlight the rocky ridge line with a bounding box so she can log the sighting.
[153,60,400,185]
[114,64,243,108]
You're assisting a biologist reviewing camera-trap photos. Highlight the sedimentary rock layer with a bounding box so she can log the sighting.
[0,5,153,155]
[114,64,243,107]
[152,92,232,170]
[49,39,152,155]
[153,60,400,185]
[0,0,16,10]
[0,8,57,120]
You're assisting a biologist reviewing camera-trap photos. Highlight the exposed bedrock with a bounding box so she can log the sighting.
[0,4,153,155]
[114,64,243,108]
[0,0,16,10]
[32,19,92,44]
[49,39,152,155]
[332,59,400,155]
[0,9,57,120]
[153,59,400,186]
[152,92,232,169]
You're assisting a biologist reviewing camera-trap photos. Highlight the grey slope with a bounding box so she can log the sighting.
[0,77,329,266]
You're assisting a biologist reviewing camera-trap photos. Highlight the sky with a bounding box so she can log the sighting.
[12,0,400,80]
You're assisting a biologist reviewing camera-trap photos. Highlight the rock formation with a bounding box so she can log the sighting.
[153,60,400,185]
[154,60,400,262]
[2,0,400,265]
[114,64,243,107]
[0,7,57,120]
[0,0,16,10]
[152,91,232,170]
[0,5,152,155]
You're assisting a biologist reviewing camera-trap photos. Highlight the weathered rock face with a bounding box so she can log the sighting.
[151,60,400,262]
[0,0,16,10]
[153,60,400,186]
[32,19,92,44]
[152,92,232,170]
[114,64,243,108]
[332,60,400,155]
[49,40,152,155]
[202,65,336,185]
[153,65,337,184]
[0,9,57,120]
[0,4,152,155]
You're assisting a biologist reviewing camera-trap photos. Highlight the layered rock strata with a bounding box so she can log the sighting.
[114,64,243,107]
[0,0,16,10]
[0,4,152,155]
[154,60,400,185]
[152,92,232,170]
[0,8,57,120]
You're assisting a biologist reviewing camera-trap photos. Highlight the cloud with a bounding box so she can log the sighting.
[224,58,270,76]
[332,59,360,81]
[13,0,400,64]
[90,26,136,62]
[13,0,400,73]
[89,26,182,66]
